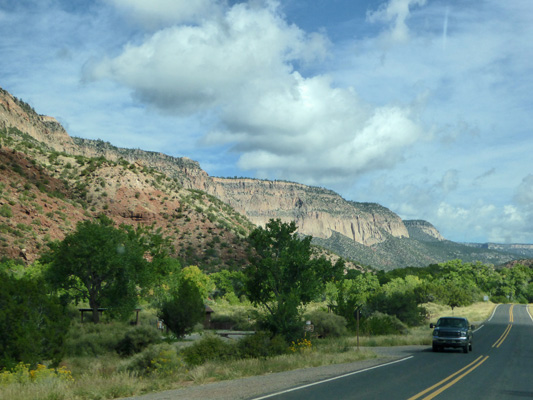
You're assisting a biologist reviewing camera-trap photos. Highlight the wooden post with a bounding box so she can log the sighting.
[356,308,360,350]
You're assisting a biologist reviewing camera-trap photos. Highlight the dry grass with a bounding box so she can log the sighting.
[424,301,497,324]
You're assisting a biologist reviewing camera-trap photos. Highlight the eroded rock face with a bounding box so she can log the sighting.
[205,178,409,246]
[0,88,75,152]
[404,220,444,241]
[0,86,410,248]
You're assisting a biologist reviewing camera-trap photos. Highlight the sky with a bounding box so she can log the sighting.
[0,0,532,244]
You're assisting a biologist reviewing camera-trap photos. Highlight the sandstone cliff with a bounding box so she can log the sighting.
[205,178,409,246]
[404,220,444,241]
[0,88,75,153]
[0,86,409,248]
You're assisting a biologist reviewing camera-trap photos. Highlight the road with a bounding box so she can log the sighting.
[253,304,533,400]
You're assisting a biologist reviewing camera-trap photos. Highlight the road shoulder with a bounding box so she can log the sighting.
[121,345,427,400]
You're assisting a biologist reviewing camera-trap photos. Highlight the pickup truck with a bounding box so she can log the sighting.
[430,316,474,353]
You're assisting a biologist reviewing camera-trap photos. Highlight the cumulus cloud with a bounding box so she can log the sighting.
[89,0,423,184]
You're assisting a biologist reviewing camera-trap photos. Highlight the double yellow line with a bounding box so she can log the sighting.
[410,305,515,399]
[493,304,514,348]
[408,355,489,400]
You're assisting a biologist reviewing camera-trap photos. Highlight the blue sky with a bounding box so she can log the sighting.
[1,0,532,244]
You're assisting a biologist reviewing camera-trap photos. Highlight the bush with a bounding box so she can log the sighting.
[124,343,183,376]
[209,310,255,331]
[181,335,235,366]
[361,312,408,335]
[0,204,12,218]
[63,322,127,357]
[490,295,509,304]
[304,310,348,338]
[368,291,426,326]
[115,325,162,357]
[237,332,288,359]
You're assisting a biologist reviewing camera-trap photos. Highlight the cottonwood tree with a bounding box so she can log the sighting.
[244,219,343,341]
[43,215,157,323]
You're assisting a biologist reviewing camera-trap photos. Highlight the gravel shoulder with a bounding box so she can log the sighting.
[121,345,428,400]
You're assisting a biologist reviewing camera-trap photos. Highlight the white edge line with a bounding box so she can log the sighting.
[526,304,533,322]
[250,356,414,400]
[487,304,500,322]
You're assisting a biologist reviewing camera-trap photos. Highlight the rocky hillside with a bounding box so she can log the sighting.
[0,89,257,269]
[1,86,529,269]
[0,86,411,250]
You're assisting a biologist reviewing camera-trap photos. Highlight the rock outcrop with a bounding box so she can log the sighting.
[204,178,409,246]
[0,86,410,248]
[404,220,444,241]
[0,88,75,152]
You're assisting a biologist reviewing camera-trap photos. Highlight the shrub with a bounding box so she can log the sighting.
[361,312,408,335]
[124,343,183,376]
[304,310,348,338]
[63,322,127,357]
[209,310,255,331]
[368,291,426,326]
[0,362,74,386]
[490,295,509,304]
[181,335,234,366]
[289,338,313,353]
[0,204,12,218]
[237,332,288,359]
[115,325,162,357]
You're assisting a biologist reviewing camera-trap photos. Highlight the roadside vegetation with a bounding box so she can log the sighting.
[1,218,531,400]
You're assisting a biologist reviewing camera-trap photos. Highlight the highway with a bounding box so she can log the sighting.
[253,304,533,400]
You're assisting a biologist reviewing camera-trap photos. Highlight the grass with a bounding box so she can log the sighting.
[0,301,500,400]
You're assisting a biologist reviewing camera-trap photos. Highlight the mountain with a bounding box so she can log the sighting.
[0,86,528,269]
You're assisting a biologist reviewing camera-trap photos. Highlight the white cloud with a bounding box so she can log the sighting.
[3,0,532,243]
[90,0,423,185]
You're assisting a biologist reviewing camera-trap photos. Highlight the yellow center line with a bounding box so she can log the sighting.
[408,356,486,400]
[492,304,514,348]
[492,324,512,348]
[419,356,489,400]
[410,305,513,399]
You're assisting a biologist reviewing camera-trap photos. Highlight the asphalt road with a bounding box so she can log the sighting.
[254,304,533,400]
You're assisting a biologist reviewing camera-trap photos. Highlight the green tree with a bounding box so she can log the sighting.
[0,269,69,369]
[211,270,246,299]
[244,219,343,340]
[435,260,479,311]
[434,278,475,312]
[159,276,205,338]
[43,215,152,323]
[330,273,380,330]
[181,265,214,299]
